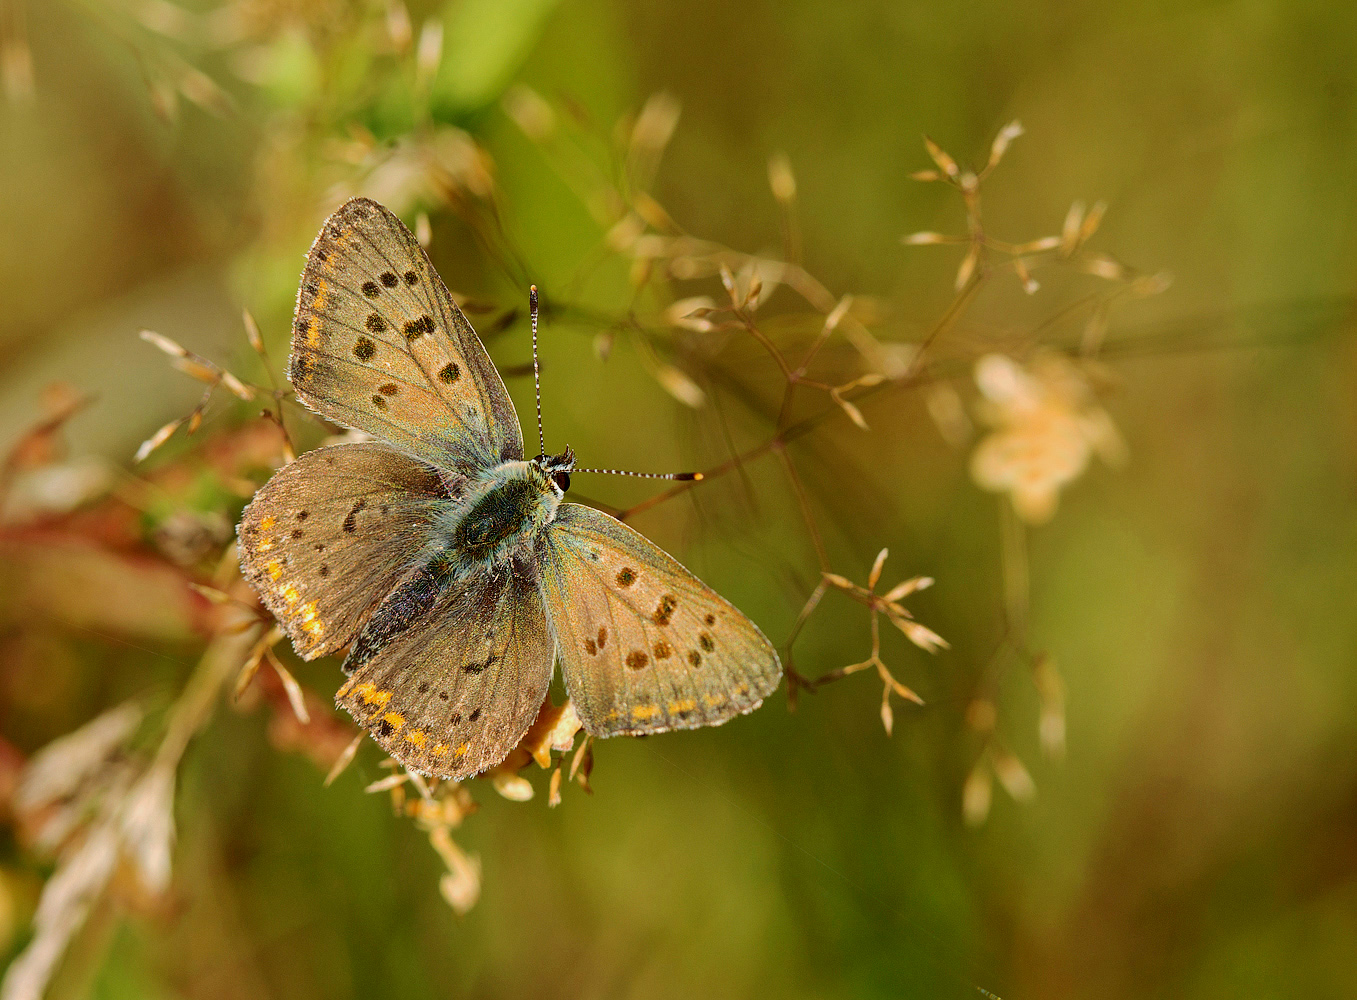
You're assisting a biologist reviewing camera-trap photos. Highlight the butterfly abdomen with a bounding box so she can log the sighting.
[342,559,454,674]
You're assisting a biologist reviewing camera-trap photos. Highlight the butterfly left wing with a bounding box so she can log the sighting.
[289,197,523,474]
[539,503,782,737]
[238,442,451,659]
[336,560,555,779]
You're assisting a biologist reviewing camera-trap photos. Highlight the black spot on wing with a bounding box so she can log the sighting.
[342,498,366,533]
[403,314,435,339]
[462,653,497,675]
[652,594,677,626]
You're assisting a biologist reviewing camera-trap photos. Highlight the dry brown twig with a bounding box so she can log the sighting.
[812,549,947,735]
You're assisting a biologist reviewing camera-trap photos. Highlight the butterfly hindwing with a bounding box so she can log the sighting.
[540,503,783,736]
[237,443,450,659]
[288,197,523,474]
[336,558,555,778]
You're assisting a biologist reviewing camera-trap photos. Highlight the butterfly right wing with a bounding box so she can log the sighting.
[237,442,450,659]
[289,197,523,474]
[539,503,783,737]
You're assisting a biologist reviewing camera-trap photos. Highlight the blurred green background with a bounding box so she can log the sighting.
[2,1,1356,998]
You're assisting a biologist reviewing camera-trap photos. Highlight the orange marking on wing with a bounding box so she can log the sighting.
[405,729,427,747]
[257,538,274,553]
[280,583,300,605]
[703,692,727,708]
[259,516,276,530]
[314,278,329,311]
[265,559,283,581]
[667,699,696,715]
[453,742,470,757]
[432,742,450,756]
[631,704,660,721]
[350,682,392,709]
[382,711,406,730]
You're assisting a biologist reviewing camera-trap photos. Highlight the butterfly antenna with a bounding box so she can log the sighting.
[530,285,546,456]
[533,285,698,482]
[573,467,704,482]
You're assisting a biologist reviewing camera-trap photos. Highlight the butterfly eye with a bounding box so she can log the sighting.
[552,470,571,493]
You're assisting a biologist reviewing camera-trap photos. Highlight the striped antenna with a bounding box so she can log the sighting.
[573,467,704,481]
[530,285,545,457]
[529,284,702,483]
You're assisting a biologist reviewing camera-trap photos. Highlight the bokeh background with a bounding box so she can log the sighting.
[2,1,1356,999]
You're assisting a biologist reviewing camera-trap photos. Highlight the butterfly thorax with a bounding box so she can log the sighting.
[437,455,568,567]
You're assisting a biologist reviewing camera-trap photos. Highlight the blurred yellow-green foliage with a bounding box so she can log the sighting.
[2,1,1356,998]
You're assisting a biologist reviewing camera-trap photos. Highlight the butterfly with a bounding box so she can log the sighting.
[237,197,782,779]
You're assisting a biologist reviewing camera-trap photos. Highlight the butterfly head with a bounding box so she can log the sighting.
[531,446,575,497]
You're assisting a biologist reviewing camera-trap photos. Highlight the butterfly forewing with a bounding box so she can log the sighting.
[289,197,523,474]
[237,443,450,659]
[336,561,555,778]
[541,503,783,736]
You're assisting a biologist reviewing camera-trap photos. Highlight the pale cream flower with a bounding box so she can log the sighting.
[663,296,718,333]
[969,353,1124,523]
